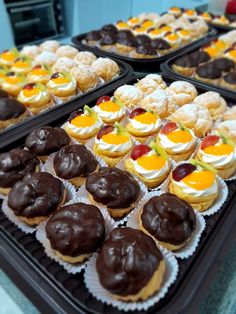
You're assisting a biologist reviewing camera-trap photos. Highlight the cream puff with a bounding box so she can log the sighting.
[171,103,213,137]
[215,120,236,144]
[225,48,236,63]
[197,12,212,22]
[94,123,133,167]
[169,160,218,212]
[163,32,181,48]
[126,108,161,143]
[0,48,19,67]
[20,45,41,58]
[91,57,120,82]
[176,29,192,44]
[166,81,198,106]
[157,121,197,162]
[40,40,60,52]
[197,133,236,179]
[127,16,140,27]
[11,56,32,75]
[18,83,52,115]
[221,71,236,90]
[55,45,78,59]
[74,51,97,66]
[223,106,236,121]
[193,91,226,120]
[115,20,130,30]
[125,142,170,188]
[93,95,125,124]
[113,84,143,109]
[47,72,77,101]
[190,20,209,37]
[183,9,198,19]
[168,7,182,17]
[212,15,229,25]
[135,74,167,94]
[52,57,77,73]
[27,65,52,85]
[1,72,26,97]
[195,62,222,85]
[70,66,101,93]
[64,106,103,143]
[34,51,58,66]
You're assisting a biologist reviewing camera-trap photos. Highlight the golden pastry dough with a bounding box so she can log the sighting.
[91,58,120,81]
[135,74,167,94]
[166,81,198,106]
[223,106,236,121]
[70,66,101,92]
[114,85,143,108]
[74,51,97,66]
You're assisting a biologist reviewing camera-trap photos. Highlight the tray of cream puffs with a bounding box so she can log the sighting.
[0,40,131,145]
[1,73,236,314]
[71,12,216,71]
[163,30,236,98]
[167,7,236,32]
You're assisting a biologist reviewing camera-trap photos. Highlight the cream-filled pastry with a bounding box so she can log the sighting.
[216,120,236,144]
[0,67,7,85]
[27,65,51,85]
[70,66,101,92]
[170,160,218,212]
[20,45,41,58]
[34,51,58,66]
[93,95,125,123]
[197,134,236,179]
[11,56,32,74]
[116,20,130,30]
[197,12,212,22]
[47,72,77,100]
[182,9,197,19]
[225,48,236,62]
[94,123,133,167]
[40,40,60,52]
[2,72,26,97]
[125,142,170,188]
[166,81,198,106]
[212,15,229,25]
[223,106,236,121]
[0,48,19,67]
[157,121,197,161]
[91,57,119,82]
[52,57,77,73]
[113,84,143,108]
[176,29,191,43]
[168,7,182,17]
[147,28,163,39]
[55,45,78,58]
[135,74,167,94]
[74,51,97,66]
[127,16,140,26]
[163,32,180,48]
[64,106,103,143]
[190,20,209,37]
[126,108,161,143]
[18,83,52,115]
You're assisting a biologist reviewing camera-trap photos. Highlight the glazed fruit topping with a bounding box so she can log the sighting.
[131,144,151,160]
[172,163,196,182]
[6,72,15,76]
[69,109,83,122]
[160,122,178,135]
[51,72,60,79]
[96,95,111,105]
[23,83,35,90]
[97,125,114,140]
[201,135,220,150]
[33,65,42,69]
[129,108,146,119]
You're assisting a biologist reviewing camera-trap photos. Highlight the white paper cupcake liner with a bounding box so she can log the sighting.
[84,247,178,311]
[127,190,206,259]
[36,197,116,274]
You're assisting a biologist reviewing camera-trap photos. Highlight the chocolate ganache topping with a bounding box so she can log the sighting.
[0,89,9,98]
[117,30,135,40]
[196,62,222,79]
[100,33,117,46]
[189,50,211,64]
[223,71,236,84]
[25,126,70,156]
[54,144,98,179]
[86,167,141,209]
[175,50,210,68]
[141,193,196,245]
[151,38,171,50]
[8,172,65,218]
[0,148,39,188]
[85,30,102,42]
[96,227,163,296]
[212,58,235,72]
[135,34,152,46]
[0,98,26,121]
[117,37,138,47]
[45,203,105,256]
[100,24,118,34]
[135,44,157,56]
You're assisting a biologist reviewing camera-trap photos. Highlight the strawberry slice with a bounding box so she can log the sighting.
[201,135,220,150]
[160,122,178,134]
[131,144,151,160]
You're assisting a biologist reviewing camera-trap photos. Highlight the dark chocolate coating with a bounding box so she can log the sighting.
[86,167,141,209]
[85,30,102,41]
[53,144,98,179]
[141,193,196,245]
[117,30,135,40]
[96,227,163,296]
[8,172,64,218]
[100,33,117,46]
[189,50,211,64]
[0,98,26,121]
[135,44,157,56]
[135,34,152,46]
[196,62,222,79]
[117,37,138,47]
[175,50,210,68]
[223,71,236,84]
[212,58,235,72]
[101,24,118,34]
[151,38,171,50]
[25,126,70,156]
[45,202,105,256]
[0,148,39,188]
[0,89,8,98]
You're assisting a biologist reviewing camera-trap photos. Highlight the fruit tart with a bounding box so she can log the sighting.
[47,71,77,101]
[2,72,26,97]
[27,64,52,85]
[11,56,32,75]
[0,48,19,67]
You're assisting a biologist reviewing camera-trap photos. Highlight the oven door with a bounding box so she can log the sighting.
[7,0,61,46]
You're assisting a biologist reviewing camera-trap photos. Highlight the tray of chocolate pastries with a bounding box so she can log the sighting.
[161,30,236,100]
[1,73,236,313]
[71,12,216,71]
[0,40,133,149]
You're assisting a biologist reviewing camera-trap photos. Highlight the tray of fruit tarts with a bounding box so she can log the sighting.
[71,12,216,71]
[167,6,236,32]
[0,40,133,148]
[161,30,236,99]
[1,73,236,313]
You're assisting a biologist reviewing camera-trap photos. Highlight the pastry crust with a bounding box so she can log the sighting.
[93,143,128,167]
[172,63,196,77]
[70,66,101,92]
[126,122,159,137]
[223,106,236,121]
[91,58,119,81]
[135,74,167,94]
[64,124,100,142]
[0,110,29,130]
[55,45,78,59]
[166,81,198,106]
[194,74,220,86]
[116,43,135,55]
[52,57,77,73]
[114,85,143,108]
[215,120,236,144]
[74,51,97,66]
[54,250,90,263]
[220,80,236,91]
[27,98,54,116]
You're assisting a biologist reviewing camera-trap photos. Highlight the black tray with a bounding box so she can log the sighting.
[71,28,217,72]
[1,74,236,314]
[0,57,133,150]
[160,36,236,100]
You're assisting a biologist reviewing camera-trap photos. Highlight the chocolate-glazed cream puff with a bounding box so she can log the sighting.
[96,227,165,301]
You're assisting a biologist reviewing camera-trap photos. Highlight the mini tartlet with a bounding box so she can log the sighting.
[93,95,125,124]
[197,134,236,179]
[157,121,197,161]
[94,123,133,167]
[169,160,218,212]
[11,56,32,74]
[64,106,103,143]
[0,48,19,67]
[2,72,26,97]
[18,83,52,115]
[47,71,77,101]
[126,108,161,143]
[125,142,170,188]
[27,65,52,85]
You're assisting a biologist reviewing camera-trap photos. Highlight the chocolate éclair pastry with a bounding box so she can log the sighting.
[151,39,171,55]
[195,62,222,85]
[45,202,105,263]
[139,193,196,251]
[116,37,138,55]
[96,227,165,301]
[135,34,152,46]
[86,167,141,218]
[0,97,28,130]
[53,144,98,187]
[85,30,102,46]
[221,71,236,90]
[101,24,118,35]
[25,126,71,162]
[0,89,8,98]
[212,58,235,72]
[99,33,117,51]
[8,172,66,225]
[0,148,40,195]
[130,44,158,58]
[117,30,135,40]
